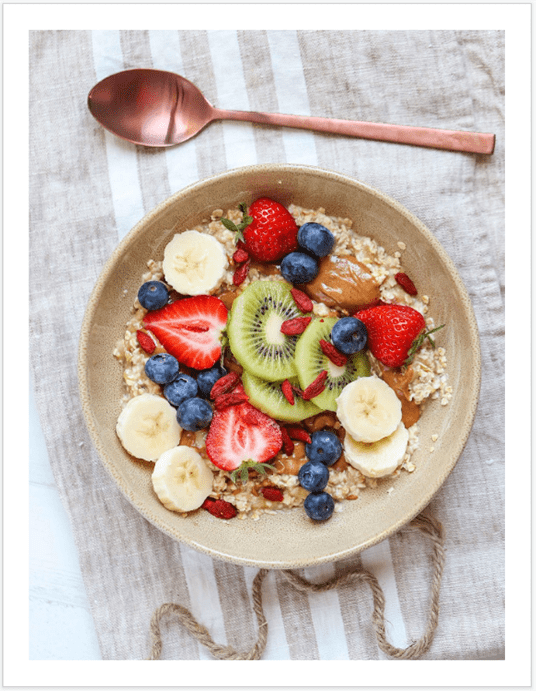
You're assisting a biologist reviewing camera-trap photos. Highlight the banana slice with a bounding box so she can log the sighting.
[336,376,402,443]
[152,446,214,512]
[163,230,227,295]
[344,422,409,478]
[116,393,182,461]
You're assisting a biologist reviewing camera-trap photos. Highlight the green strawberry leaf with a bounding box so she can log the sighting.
[221,203,253,245]
[405,324,445,365]
[230,459,275,485]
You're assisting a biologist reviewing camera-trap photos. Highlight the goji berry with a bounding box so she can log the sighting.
[136,330,156,354]
[233,248,249,263]
[279,425,294,455]
[233,259,250,286]
[395,272,418,296]
[210,371,240,399]
[290,288,313,313]
[260,487,284,502]
[202,497,237,519]
[286,426,312,444]
[281,379,295,405]
[302,370,328,400]
[214,385,249,411]
[319,339,348,366]
[280,316,311,335]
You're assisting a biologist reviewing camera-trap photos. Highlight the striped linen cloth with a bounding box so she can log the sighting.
[29,29,505,659]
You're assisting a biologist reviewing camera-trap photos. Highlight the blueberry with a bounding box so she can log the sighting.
[144,353,180,384]
[163,374,198,407]
[298,461,330,493]
[177,397,213,431]
[305,430,342,466]
[330,317,367,354]
[297,222,335,258]
[304,492,335,521]
[138,281,169,310]
[280,252,319,284]
[197,364,227,398]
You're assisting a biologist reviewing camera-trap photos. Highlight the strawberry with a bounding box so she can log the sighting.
[143,295,228,370]
[205,402,283,472]
[355,304,444,368]
[221,198,298,262]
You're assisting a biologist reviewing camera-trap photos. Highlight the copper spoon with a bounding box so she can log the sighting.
[88,68,495,155]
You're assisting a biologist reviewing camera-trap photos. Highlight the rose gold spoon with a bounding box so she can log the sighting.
[88,69,495,154]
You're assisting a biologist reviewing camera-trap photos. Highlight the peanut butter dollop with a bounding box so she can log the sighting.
[303,255,381,312]
[381,366,421,428]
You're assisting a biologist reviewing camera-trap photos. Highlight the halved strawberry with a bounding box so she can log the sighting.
[143,295,227,370]
[205,402,283,472]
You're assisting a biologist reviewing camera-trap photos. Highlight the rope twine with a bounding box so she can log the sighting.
[146,508,445,660]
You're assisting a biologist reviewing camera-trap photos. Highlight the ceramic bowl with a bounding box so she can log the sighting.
[78,164,480,569]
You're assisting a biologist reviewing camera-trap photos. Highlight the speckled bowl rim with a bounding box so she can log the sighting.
[78,163,481,569]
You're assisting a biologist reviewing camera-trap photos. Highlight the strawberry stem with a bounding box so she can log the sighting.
[221,203,253,245]
[405,324,445,365]
[230,459,275,485]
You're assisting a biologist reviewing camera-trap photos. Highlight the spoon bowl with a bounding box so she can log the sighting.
[88,68,495,154]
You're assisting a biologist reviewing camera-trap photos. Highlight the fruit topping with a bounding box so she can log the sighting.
[224,197,299,262]
[280,251,319,284]
[209,371,240,399]
[304,492,334,521]
[395,272,418,296]
[213,384,249,411]
[232,259,250,286]
[176,397,214,431]
[279,425,295,455]
[138,281,170,311]
[280,316,312,335]
[290,287,314,313]
[260,486,284,502]
[294,317,371,411]
[136,329,156,354]
[152,446,214,512]
[319,339,348,367]
[116,393,183,462]
[305,430,342,466]
[162,230,227,295]
[343,422,409,478]
[298,461,329,493]
[286,426,312,444]
[197,363,227,398]
[330,317,367,355]
[241,371,322,422]
[163,373,198,407]
[281,379,295,406]
[336,376,402,444]
[355,303,444,368]
[205,401,283,472]
[143,295,228,370]
[301,370,328,400]
[202,496,238,519]
[297,222,335,258]
[227,281,302,381]
[145,353,180,384]
[233,247,249,263]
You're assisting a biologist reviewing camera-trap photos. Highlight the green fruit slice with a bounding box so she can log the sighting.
[228,281,301,381]
[242,371,322,423]
[294,317,371,412]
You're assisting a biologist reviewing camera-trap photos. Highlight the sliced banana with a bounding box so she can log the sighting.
[152,446,214,512]
[163,230,227,295]
[336,376,402,443]
[344,422,409,478]
[116,393,182,462]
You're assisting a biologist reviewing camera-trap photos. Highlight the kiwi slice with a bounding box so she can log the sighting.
[228,281,301,381]
[242,371,322,423]
[294,317,371,412]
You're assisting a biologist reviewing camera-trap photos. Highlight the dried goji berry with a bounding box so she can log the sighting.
[279,425,294,455]
[210,371,240,399]
[395,272,418,296]
[319,339,348,366]
[281,379,295,405]
[302,370,328,400]
[233,259,250,286]
[233,248,249,263]
[290,288,313,313]
[136,330,156,354]
[280,316,311,335]
[286,426,312,444]
[260,486,284,502]
[214,385,249,411]
[202,497,237,519]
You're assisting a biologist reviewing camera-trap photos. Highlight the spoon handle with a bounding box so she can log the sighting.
[212,108,495,155]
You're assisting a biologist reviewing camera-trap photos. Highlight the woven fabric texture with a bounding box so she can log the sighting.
[29,29,504,660]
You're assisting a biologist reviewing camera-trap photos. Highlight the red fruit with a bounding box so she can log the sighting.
[213,384,249,411]
[202,497,237,520]
[319,339,348,366]
[260,487,284,502]
[233,248,249,263]
[233,259,250,286]
[280,316,311,335]
[301,370,328,400]
[205,402,283,472]
[143,295,228,370]
[286,426,312,444]
[243,198,299,262]
[279,425,294,455]
[395,272,418,296]
[210,371,240,399]
[281,379,295,405]
[136,330,156,354]
[355,304,428,368]
[290,288,313,313]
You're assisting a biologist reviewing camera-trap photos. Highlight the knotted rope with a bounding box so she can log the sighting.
[146,508,445,660]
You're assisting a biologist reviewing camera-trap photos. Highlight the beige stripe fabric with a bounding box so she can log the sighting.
[29,29,504,659]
